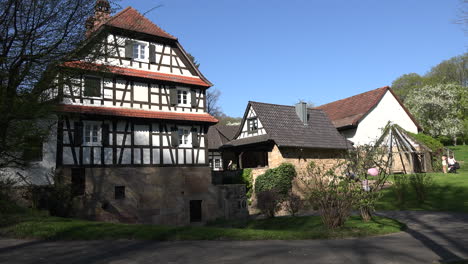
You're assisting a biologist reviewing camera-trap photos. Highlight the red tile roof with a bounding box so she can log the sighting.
[316,86,421,130]
[62,61,211,87]
[57,104,218,123]
[105,7,176,40]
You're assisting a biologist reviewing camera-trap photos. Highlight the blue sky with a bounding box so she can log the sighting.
[119,0,466,117]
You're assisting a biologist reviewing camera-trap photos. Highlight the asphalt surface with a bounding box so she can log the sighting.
[0,211,467,264]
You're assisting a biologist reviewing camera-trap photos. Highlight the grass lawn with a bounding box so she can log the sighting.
[0,208,404,241]
[376,145,468,213]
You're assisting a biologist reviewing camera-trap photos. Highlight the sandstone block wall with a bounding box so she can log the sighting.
[57,166,246,226]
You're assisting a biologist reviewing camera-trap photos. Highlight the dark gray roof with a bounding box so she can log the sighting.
[207,124,239,150]
[226,101,350,150]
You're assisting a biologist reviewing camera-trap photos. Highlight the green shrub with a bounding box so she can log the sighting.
[255,163,296,197]
[241,169,253,199]
[392,175,409,206]
[409,173,433,204]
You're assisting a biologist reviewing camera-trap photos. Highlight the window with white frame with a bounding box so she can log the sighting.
[214,159,221,169]
[132,42,146,60]
[247,118,258,132]
[84,122,101,146]
[177,88,190,106]
[178,127,191,147]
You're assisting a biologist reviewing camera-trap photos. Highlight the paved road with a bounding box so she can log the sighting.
[0,211,467,264]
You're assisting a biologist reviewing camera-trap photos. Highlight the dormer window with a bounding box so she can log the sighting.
[132,42,146,60]
[247,118,258,132]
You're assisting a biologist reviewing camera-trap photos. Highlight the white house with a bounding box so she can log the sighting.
[317,86,421,146]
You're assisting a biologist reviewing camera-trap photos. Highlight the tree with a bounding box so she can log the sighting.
[206,88,224,118]
[426,53,468,87]
[0,0,113,168]
[391,73,425,102]
[405,84,466,145]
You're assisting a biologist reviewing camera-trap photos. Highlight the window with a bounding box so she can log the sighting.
[214,159,221,169]
[84,76,101,97]
[84,122,101,146]
[115,186,125,199]
[23,137,43,162]
[178,127,191,146]
[132,43,146,60]
[247,118,258,132]
[177,89,189,105]
[71,168,85,196]
[209,159,213,169]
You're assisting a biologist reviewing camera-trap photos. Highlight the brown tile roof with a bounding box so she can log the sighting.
[57,104,218,123]
[225,102,350,150]
[316,86,421,130]
[105,7,176,40]
[62,61,211,87]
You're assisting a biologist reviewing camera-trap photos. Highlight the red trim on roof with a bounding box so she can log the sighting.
[57,104,218,123]
[62,61,211,87]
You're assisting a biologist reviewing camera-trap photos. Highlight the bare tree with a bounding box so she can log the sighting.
[206,88,224,118]
[0,0,117,168]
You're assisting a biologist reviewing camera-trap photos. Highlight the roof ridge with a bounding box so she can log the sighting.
[317,86,389,108]
[104,6,131,25]
[249,101,324,111]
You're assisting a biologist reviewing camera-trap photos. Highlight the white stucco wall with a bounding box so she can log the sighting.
[344,90,419,146]
[2,118,58,186]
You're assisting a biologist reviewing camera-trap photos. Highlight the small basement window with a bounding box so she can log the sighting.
[23,137,43,162]
[115,186,125,199]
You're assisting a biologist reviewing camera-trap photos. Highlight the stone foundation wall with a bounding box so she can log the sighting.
[57,166,246,226]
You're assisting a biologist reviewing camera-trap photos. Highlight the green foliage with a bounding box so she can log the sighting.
[241,168,253,199]
[255,163,296,197]
[409,173,433,205]
[392,73,425,102]
[407,131,444,171]
[407,132,444,152]
[377,146,468,212]
[392,53,468,144]
[392,175,410,206]
[405,83,465,141]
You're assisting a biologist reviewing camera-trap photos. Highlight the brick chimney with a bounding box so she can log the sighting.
[295,102,308,126]
[86,0,111,37]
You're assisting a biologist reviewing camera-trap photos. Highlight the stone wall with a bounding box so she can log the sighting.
[57,166,246,226]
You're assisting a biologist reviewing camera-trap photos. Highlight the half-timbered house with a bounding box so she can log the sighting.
[222,101,350,177]
[17,1,248,225]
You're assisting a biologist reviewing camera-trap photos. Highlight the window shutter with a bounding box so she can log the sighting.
[74,122,83,146]
[192,130,199,148]
[149,44,156,64]
[102,123,110,147]
[169,86,178,106]
[190,90,197,108]
[125,40,133,59]
[171,129,179,147]
[84,77,101,97]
